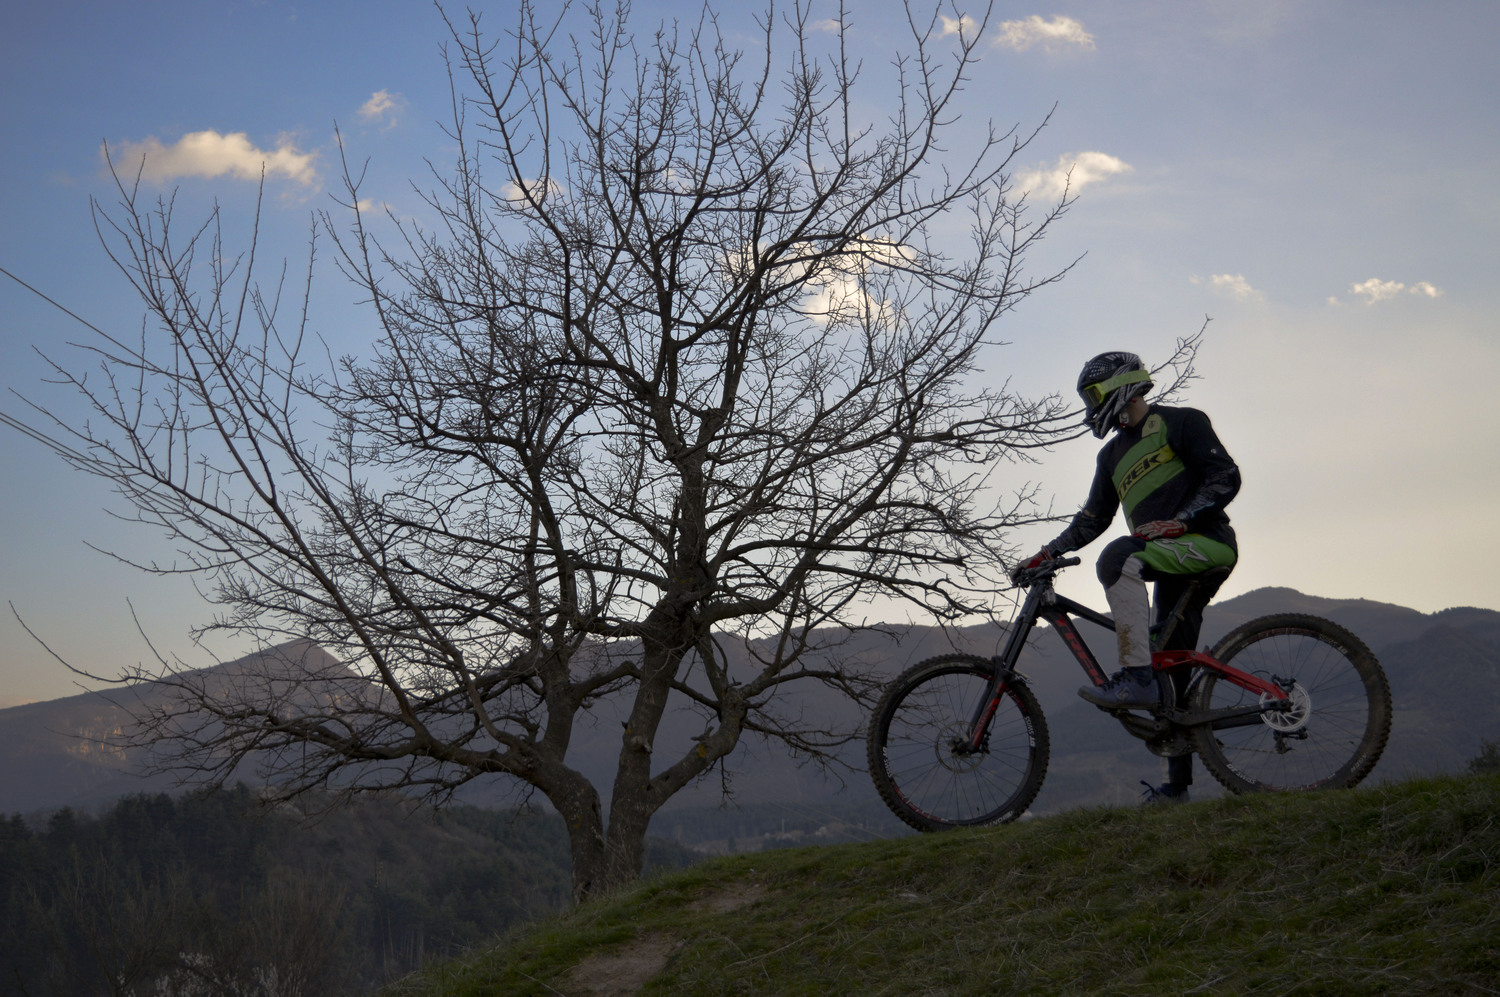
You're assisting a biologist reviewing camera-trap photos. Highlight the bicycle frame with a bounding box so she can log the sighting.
[960,560,1289,753]
[869,558,1391,829]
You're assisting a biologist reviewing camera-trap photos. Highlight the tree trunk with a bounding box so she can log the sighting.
[602,798,653,895]
[548,772,608,903]
[595,618,696,897]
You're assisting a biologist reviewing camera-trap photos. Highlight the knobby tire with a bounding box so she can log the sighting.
[867,654,1049,832]
[1191,613,1391,793]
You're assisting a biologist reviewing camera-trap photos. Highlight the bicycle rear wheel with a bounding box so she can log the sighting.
[1191,613,1391,793]
[867,654,1049,831]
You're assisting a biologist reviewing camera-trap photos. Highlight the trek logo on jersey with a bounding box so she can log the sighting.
[1118,443,1177,498]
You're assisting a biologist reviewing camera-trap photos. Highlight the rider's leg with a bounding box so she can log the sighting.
[1077,538,1158,708]
[1143,543,1236,797]
[1081,535,1238,711]
[1154,567,1230,699]
[1154,568,1230,654]
[1165,753,1194,790]
[1153,575,1202,792]
[1105,551,1152,671]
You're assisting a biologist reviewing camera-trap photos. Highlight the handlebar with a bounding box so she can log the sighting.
[1010,555,1081,589]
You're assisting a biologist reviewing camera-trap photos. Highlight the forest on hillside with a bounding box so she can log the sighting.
[0,787,694,996]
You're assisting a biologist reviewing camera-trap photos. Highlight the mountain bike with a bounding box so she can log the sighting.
[867,556,1392,831]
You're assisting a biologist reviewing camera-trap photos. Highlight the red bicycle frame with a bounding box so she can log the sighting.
[960,560,1287,753]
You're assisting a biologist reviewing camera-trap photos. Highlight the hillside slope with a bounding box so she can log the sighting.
[385,773,1500,997]
[0,641,348,813]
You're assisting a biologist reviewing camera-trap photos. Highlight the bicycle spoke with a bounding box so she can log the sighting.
[869,656,1048,830]
[1194,615,1390,793]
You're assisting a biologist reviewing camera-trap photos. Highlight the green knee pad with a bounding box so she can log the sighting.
[1134,534,1237,576]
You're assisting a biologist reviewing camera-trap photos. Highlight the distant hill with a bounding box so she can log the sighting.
[1206,589,1500,779]
[0,641,347,814]
[3,591,1498,828]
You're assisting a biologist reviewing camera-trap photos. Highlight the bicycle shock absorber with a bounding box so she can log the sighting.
[957,665,1017,753]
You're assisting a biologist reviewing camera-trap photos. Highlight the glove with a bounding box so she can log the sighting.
[1134,519,1187,541]
[1009,546,1054,583]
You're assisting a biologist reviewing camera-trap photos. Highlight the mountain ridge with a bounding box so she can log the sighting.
[0,641,350,814]
[4,589,1498,819]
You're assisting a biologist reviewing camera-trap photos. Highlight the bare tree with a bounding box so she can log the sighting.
[5,0,1085,898]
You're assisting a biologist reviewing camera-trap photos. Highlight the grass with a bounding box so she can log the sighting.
[384,772,1500,996]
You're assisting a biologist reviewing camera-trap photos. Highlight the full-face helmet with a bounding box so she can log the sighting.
[1077,352,1153,438]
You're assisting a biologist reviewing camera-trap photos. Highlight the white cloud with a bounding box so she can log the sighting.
[802,274,894,328]
[846,235,917,270]
[1014,151,1131,200]
[994,15,1095,52]
[500,176,565,203]
[727,236,916,327]
[109,131,318,187]
[811,18,841,33]
[801,236,917,327]
[1350,278,1405,303]
[358,89,403,125]
[940,15,981,40]
[1345,278,1445,304]
[1192,273,1263,302]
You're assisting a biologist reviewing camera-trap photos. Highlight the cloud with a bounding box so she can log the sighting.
[358,89,404,126]
[802,273,894,328]
[1192,273,1263,302]
[1014,151,1131,200]
[994,15,1095,52]
[725,237,916,327]
[109,131,318,187]
[1347,278,1445,304]
[800,236,917,327]
[500,176,565,203]
[1349,278,1405,303]
[810,18,841,33]
[940,15,981,40]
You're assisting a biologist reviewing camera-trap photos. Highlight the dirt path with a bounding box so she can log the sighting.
[559,882,766,996]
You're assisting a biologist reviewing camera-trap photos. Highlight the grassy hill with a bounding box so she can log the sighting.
[384,772,1500,996]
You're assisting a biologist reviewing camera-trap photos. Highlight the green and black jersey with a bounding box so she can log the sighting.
[1050,404,1240,553]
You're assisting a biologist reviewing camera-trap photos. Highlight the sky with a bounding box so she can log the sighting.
[2,0,1497,707]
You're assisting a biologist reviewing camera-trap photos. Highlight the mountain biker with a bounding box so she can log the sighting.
[1014,351,1241,803]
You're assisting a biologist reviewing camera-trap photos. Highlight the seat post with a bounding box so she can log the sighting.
[1150,566,1233,653]
[1152,587,1194,653]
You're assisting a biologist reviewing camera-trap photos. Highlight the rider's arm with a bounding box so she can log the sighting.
[1047,452,1118,554]
[1172,408,1241,524]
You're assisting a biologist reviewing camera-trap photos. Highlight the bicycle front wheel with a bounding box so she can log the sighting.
[867,654,1049,831]
[1192,613,1391,793]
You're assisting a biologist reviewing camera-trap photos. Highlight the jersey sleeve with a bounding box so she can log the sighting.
[1171,408,1241,523]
